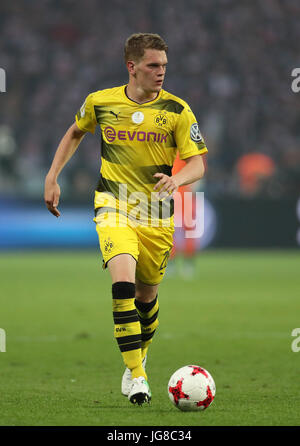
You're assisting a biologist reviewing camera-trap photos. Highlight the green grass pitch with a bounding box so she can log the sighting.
[0,249,299,426]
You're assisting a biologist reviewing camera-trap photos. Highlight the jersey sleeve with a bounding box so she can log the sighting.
[75,93,97,134]
[174,105,208,160]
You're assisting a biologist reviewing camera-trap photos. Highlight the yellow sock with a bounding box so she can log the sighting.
[112,282,147,380]
[135,295,159,361]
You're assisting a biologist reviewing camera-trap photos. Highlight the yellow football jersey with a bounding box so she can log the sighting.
[75,85,208,226]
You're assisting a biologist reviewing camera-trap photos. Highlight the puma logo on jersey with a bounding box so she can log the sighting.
[110,111,121,120]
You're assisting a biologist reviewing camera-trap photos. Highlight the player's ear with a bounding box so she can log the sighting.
[127,60,136,75]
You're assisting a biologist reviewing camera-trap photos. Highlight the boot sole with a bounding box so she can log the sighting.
[129,392,151,406]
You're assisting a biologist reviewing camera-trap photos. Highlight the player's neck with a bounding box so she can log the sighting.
[125,84,159,104]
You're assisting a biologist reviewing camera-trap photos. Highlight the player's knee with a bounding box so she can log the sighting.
[107,254,136,284]
[135,288,158,303]
[135,294,156,304]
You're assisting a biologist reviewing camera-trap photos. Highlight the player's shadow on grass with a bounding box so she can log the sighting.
[88,401,173,412]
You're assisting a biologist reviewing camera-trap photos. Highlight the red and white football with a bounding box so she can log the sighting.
[168,365,216,411]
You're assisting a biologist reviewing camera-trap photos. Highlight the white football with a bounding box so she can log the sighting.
[168,365,216,411]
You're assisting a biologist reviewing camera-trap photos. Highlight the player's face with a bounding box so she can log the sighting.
[133,49,168,93]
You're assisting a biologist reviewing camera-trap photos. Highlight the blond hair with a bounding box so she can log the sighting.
[124,33,168,63]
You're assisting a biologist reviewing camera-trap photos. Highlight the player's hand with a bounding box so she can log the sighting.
[153,173,179,199]
[44,177,61,217]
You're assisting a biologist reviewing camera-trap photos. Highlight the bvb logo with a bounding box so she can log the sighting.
[104,237,114,253]
[154,112,168,128]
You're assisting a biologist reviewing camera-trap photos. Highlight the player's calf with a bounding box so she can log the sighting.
[135,295,159,360]
[112,281,146,380]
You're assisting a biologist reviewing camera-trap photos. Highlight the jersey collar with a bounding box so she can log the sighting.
[123,85,163,106]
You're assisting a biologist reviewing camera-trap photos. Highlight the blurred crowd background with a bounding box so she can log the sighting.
[0,0,300,204]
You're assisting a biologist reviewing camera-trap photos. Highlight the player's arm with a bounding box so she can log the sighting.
[153,154,205,198]
[44,122,86,217]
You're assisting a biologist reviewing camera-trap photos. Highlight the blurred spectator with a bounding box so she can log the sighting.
[236,153,276,196]
[0,0,300,201]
